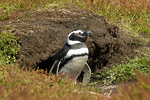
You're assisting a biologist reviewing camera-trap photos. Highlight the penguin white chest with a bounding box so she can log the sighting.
[59,55,88,80]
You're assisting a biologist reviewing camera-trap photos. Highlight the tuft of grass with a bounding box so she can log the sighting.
[92,56,150,85]
[0,14,10,21]
[0,31,20,66]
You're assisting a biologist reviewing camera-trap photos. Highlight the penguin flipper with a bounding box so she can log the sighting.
[82,63,91,86]
[49,45,69,74]
[49,60,58,74]
[49,60,62,75]
[56,60,62,75]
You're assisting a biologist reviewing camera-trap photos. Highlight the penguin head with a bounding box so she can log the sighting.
[66,30,92,45]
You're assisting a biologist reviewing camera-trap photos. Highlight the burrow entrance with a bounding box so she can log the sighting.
[3,6,137,72]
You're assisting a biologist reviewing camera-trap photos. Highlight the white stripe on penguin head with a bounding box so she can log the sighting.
[67,30,84,45]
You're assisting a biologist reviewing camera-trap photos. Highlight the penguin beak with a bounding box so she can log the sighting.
[85,31,92,36]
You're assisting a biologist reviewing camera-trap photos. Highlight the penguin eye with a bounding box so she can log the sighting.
[78,32,81,35]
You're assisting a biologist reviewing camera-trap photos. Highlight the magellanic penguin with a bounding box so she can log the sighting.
[49,30,92,85]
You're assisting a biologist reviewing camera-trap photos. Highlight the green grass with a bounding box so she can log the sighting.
[92,56,150,85]
[0,31,20,66]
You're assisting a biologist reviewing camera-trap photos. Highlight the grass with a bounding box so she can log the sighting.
[0,31,20,66]
[0,0,51,20]
[0,64,100,100]
[75,0,150,37]
[111,73,150,100]
[0,0,72,20]
[0,64,150,100]
[1,0,150,36]
[92,56,150,85]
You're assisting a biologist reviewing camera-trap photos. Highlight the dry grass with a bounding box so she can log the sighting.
[111,73,150,100]
[0,64,100,100]
[0,0,51,20]
[0,64,150,100]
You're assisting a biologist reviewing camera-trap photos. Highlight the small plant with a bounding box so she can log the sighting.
[0,14,10,21]
[0,31,20,66]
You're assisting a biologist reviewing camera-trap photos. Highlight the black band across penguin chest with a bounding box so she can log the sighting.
[59,43,89,74]
[59,54,88,80]
[60,53,88,68]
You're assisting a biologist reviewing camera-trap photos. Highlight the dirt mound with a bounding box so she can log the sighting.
[6,6,136,71]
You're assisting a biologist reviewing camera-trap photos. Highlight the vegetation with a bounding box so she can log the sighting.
[0,31,20,66]
[111,74,150,100]
[0,65,99,100]
[0,0,150,36]
[0,0,51,20]
[77,0,150,37]
[92,56,150,85]
[0,65,150,100]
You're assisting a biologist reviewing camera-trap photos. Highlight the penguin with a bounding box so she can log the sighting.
[49,30,92,85]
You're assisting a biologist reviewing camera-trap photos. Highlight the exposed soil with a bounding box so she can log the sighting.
[0,6,138,72]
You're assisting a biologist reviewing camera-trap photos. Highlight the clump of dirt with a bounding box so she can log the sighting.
[2,6,137,71]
